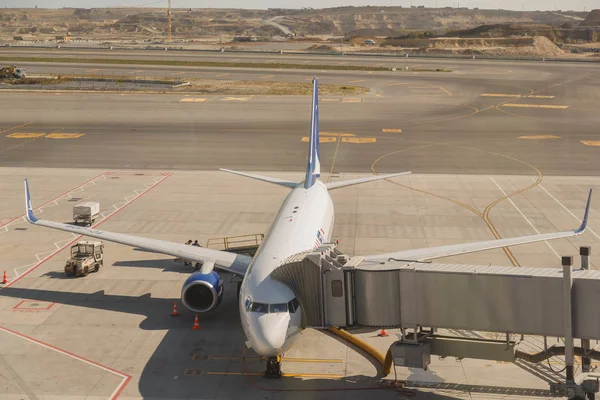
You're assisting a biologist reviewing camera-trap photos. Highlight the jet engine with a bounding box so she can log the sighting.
[181,271,224,313]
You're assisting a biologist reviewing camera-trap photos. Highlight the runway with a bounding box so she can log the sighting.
[0,54,599,175]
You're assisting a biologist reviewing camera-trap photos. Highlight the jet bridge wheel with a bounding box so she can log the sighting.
[264,356,282,379]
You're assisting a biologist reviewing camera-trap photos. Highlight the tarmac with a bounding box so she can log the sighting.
[0,53,599,399]
[0,55,599,175]
[0,168,599,400]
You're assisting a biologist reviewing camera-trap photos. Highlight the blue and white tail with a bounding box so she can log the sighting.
[220,76,411,190]
[304,77,321,189]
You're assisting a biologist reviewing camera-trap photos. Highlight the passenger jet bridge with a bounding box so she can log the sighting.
[272,243,600,400]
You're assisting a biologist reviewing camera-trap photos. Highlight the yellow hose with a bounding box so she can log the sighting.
[327,326,392,376]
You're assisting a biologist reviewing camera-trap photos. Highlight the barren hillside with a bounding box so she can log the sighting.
[0,7,593,40]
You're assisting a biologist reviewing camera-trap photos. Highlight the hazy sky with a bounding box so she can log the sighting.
[0,0,594,12]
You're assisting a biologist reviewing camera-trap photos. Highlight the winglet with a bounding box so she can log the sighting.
[575,188,592,235]
[24,179,38,223]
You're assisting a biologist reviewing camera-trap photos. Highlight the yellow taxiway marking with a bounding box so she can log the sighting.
[387,82,409,86]
[502,104,568,109]
[321,132,356,137]
[342,137,376,144]
[302,137,337,143]
[7,132,45,139]
[171,71,185,75]
[260,75,275,79]
[283,373,343,378]
[481,93,522,97]
[342,98,361,103]
[519,135,561,139]
[437,86,452,96]
[349,79,365,83]
[411,86,451,96]
[221,97,250,101]
[180,98,207,103]
[482,94,556,99]
[45,133,85,139]
[581,141,600,147]
[382,128,402,133]
[86,69,101,73]
[184,369,204,376]
[215,73,231,77]
[321,98,339,102]
[338,61,348,65]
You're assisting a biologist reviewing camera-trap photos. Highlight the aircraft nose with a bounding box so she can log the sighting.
[251,314,288,357]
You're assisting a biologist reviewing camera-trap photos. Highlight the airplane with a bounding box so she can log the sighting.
[23,77,592,378]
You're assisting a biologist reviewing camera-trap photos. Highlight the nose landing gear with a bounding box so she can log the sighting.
[264,356,282,378]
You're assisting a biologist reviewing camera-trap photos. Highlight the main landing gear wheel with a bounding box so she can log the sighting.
[265,356,282,378]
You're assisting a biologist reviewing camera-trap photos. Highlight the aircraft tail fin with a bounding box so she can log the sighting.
[304,77,321,189]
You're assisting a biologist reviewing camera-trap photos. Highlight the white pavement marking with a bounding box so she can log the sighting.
[0,173,107,234]
[537,183,600,240]
[0,326,130,400]
[10,175,170,279]
[491,177,560,259]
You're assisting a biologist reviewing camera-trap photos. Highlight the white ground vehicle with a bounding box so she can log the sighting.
[65,241,104,277]
[73,202,100,225]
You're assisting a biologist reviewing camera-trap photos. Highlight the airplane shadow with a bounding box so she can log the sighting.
[41,271,92,280]
[112,259,194,273]
[0,284,503,399]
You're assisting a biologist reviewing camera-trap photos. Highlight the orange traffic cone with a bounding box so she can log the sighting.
[192,314,200,330]
[378,329,388,337]
[171,301,180,317]
[2,271,7,284]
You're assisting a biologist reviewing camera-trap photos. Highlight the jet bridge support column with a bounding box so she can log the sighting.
[563,255,575,383]
[581,246,592,374]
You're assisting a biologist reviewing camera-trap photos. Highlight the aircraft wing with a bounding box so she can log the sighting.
[23,179,251,277]
[362,189,592,265]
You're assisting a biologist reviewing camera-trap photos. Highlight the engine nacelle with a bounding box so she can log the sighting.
[181,271,224,313]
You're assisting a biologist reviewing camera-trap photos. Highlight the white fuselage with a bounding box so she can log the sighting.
[239,180,334,357]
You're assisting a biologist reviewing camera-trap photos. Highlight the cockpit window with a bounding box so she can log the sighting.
[269,303,288,313]
[246,299,298,314]
[250,302,268,313]
[288,298,300,313]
